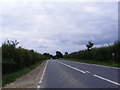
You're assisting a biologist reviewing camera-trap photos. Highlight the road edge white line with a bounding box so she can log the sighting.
[39,60,48,83]
[37,60,48,88]
[93,74,120,86]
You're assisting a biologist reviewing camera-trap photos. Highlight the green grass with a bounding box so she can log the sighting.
[2,60,44,87]
[60,58,120,68]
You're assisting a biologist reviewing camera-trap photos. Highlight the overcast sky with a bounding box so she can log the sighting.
[0,0,118,55]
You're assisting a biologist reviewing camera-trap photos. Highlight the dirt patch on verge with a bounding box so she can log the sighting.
[3,60,47,88]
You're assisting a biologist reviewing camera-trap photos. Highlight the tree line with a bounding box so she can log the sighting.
[43,51,68,59]
[64,41,120,62]
[2,40,45,75]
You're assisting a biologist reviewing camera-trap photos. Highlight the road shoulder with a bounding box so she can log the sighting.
[3,60,47,88]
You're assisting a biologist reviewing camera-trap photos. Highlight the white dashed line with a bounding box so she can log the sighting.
[59,61,120,86]
[59,62,86,73]
[94,74,120,86]
[86,71,90,73]
[39,80,42,84]
[37,86,40,88]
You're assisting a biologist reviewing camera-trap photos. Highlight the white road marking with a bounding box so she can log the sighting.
[94,74,120,86]
[59,62,86,73]
[39,80,42,84]
[37,86,40,88]
[86,71,90,73]
[39,60,48,84]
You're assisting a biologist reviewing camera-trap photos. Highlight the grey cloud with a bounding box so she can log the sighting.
[37,45,48,49]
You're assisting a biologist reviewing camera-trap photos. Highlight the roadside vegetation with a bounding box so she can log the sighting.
[2,61,42,86]
[2,40,45,86]
[43,51,63,59]
[63,41,120,67]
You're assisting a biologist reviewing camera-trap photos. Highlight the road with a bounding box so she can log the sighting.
[36,60,120,88]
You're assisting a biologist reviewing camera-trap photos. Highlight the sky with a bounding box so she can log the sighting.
[0,0,118,55]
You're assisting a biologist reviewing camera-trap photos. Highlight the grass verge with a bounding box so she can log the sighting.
[2,60,44,87]
[60,58,120,68]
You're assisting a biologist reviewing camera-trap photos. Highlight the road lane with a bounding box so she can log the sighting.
[37,60,119,88]
[59,60,119,83]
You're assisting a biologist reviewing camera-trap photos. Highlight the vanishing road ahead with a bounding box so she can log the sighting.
[37,60,120,88]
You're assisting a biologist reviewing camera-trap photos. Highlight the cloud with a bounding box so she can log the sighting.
[1,1,118,54]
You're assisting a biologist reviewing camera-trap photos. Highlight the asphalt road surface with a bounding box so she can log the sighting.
[37,60,120,88]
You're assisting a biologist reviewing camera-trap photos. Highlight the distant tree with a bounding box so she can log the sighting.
[53,55,57,59]
[43,53,53,59]
[65,52,68,55]
[50,55,53,59]
[5,40,19,48]
[86,41,94,51]
[56,51,63,59]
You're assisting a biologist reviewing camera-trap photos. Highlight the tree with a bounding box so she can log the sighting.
[53,55,57,59]
[43,53,52,59]
[56,51,63,59]
[86,41,94,51]
[65,52,68,55]
[5,40,19,48]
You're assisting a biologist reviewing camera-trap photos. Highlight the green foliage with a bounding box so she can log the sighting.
[64,41,120,62]
[86,41,94,51]
[2,40,45,75]
[55,51,63,59]
[2,61,42,86]
[65,52,68,55]
[43,53,53,59]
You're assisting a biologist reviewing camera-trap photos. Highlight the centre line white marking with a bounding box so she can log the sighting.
[86,71,90,73]
[39,80,42,84]
[94,74,120,86]
[39,60,48,84]
[37,86,40,88]
[59,62,86,73]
